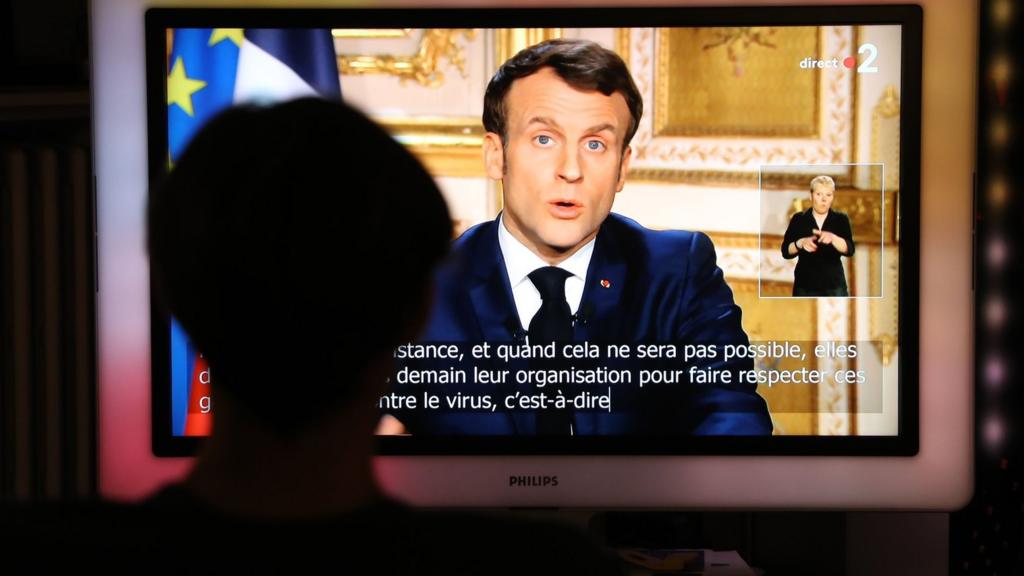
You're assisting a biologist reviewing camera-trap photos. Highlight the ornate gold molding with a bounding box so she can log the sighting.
[874,333,898,366]
[628,168,856,187]
[376,116,486,178]
[372,28,561,176]
[626,168,761,186]
[869,247,899,365]
[793,189,897,244]
[817,298,852,435]
[654,27,821,138]
[870,85,901,192]
[166,30,173,67]
[706,231,772,250]
[731,278,792,296]
[850,26,861,193]
[701,27,781,75]
[759,171,856,190]
[874,85,901,118]
[615,28,631,68]
[332,29,413,39]
[412,148,484,178]
[337,29,478,88]
[625,26,854,185]
[635,229,773,250]
[496,29,562,67]
[379,116,483,146]
[733,278,818,434]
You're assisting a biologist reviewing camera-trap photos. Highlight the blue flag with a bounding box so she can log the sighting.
[167,27,341,161]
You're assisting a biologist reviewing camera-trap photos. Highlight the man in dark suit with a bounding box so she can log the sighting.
[384,39,772,436]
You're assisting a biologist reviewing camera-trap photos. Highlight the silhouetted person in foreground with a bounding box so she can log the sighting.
[7,98,620,574]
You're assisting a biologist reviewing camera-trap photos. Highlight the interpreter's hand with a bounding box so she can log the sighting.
[376,414,409,435]
[798,234,818,253]
[815,230,838,245]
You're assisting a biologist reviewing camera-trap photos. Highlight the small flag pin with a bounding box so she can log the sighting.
[600,279,612,288]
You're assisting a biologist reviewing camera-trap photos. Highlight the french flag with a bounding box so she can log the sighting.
[234,29,341,106]
[167,27,341,160]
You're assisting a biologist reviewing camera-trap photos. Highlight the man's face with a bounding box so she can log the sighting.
[484,67,633,263]
[811,183,834,215]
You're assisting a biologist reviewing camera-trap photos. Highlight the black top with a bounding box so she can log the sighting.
[4,485,622,575]
[780,208,856,295]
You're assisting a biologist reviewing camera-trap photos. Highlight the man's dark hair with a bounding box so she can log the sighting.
[148,98,452,436]
[482,38,643,150]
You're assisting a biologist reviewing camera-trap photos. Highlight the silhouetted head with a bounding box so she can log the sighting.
[149,97,451,437]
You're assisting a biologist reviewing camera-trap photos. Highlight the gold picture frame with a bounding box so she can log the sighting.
[654,27,821,138]
[340,28,563,179]
[376,116,485,178]
[619,26,857,185]
[336,28,478,88]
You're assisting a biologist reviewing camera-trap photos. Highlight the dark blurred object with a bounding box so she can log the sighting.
[1,0,95,503]
[950,0,1024,574]
[0,0,89,89]
[600,512,705,550]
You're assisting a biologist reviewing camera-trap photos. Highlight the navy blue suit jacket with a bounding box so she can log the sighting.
[398,213,773,436]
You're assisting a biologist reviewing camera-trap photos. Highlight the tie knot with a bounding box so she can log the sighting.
[528,267,572,301]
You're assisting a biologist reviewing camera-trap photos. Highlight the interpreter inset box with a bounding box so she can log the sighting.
[758,163,886,299]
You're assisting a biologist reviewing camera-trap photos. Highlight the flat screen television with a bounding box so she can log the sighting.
[92,0,974,509]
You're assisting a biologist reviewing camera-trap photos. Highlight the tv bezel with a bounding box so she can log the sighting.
[145,5,922,458]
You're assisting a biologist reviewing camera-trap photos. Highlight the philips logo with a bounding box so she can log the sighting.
[509,475,559,488]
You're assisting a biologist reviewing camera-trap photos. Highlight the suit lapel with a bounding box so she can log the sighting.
[572,219,628,435]
[466,218,527,433]
[468,219,521,342]
[576,220,627,342]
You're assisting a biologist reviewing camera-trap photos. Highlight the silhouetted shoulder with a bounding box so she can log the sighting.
[4,486,621,575]
[408,508,623,576]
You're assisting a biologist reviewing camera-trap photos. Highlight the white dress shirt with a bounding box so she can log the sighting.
[497,215,595,333]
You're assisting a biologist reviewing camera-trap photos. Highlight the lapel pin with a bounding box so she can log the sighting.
[600,279,612,288]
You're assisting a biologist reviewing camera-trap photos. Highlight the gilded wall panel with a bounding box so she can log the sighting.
[624,26,855,183]
[656,27,819,137]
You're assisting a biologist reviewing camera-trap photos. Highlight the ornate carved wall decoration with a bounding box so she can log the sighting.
[733,284,818,435]
[705,232,796,282]
[869,247,899,366]
[621,26,855,184]
[817,298,851,435]
[495,29,562,68]
[870,85,900,192]
[341,28,566,179]
[333,29,414,39]
[792,188,897,244]
[337,29,478,88]
[376,116,484,178]
[699,27,782,78]
[657,27,818,136]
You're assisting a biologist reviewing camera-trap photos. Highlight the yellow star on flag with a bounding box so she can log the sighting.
[208,28,244,48]
[167,57,207,117]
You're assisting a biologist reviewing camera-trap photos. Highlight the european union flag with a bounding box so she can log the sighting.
[166,27,340,436]
[167,27,341,161]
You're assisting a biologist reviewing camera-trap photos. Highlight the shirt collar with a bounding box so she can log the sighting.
[497,213,596,287]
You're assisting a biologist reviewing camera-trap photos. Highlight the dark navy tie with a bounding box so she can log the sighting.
[528,267,574,344]
[527,266,573,435]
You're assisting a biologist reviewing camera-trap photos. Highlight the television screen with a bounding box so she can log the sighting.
[146,7,919,457]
